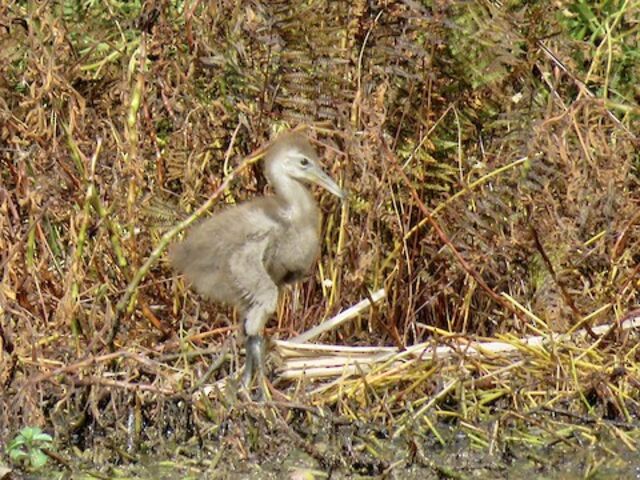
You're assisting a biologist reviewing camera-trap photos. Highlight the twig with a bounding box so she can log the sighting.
[288,288,386,343]
[276,314,640,381]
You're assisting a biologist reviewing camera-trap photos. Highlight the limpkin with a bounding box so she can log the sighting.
[170,131,344,396]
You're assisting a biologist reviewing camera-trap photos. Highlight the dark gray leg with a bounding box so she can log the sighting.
[242,334,265,388]
[231,247,277,399]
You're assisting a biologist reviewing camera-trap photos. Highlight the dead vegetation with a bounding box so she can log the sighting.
[1,0,639,474]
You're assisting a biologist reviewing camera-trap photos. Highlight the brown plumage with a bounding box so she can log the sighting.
[170,131,344,395]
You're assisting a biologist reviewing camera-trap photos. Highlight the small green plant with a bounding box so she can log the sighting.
[6,427,53,471]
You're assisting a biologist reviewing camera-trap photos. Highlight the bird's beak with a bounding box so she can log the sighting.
[305,165,345,200]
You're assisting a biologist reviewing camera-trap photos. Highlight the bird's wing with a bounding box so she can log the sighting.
[229,231,279,308]
[169,197,287,303]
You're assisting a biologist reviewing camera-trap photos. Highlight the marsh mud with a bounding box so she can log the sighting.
[7,407,639,480]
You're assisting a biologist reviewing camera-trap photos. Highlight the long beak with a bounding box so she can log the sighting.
[305,166,345,200]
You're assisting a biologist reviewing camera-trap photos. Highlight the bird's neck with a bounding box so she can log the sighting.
[272,177,317,220]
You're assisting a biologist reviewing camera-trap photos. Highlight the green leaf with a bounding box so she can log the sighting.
[29,449,49,469]
[7,437,26,449]
[8,448,27,461]
[19,426,41,441]
[32,432,53,444]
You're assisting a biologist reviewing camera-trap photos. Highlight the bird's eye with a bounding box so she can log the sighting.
[300,157,310,167]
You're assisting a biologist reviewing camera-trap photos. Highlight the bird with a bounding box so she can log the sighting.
[170,131,344,397]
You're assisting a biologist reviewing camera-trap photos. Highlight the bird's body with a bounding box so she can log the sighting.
[170,131,343,395]
[170,195,320,311]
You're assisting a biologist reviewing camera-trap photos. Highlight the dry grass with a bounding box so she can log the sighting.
[1,0,639,467]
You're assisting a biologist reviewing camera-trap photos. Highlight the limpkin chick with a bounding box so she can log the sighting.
[170,131,344,397]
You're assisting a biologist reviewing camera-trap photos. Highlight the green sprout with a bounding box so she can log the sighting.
[6,427,53,471]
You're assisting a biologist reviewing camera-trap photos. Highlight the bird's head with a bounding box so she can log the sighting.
[264,132,345,200]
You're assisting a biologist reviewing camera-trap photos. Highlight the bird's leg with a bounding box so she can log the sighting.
[241,335,257,388]
[242,334,266,392]
[241,333,270,401]
[240,286,277,400]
